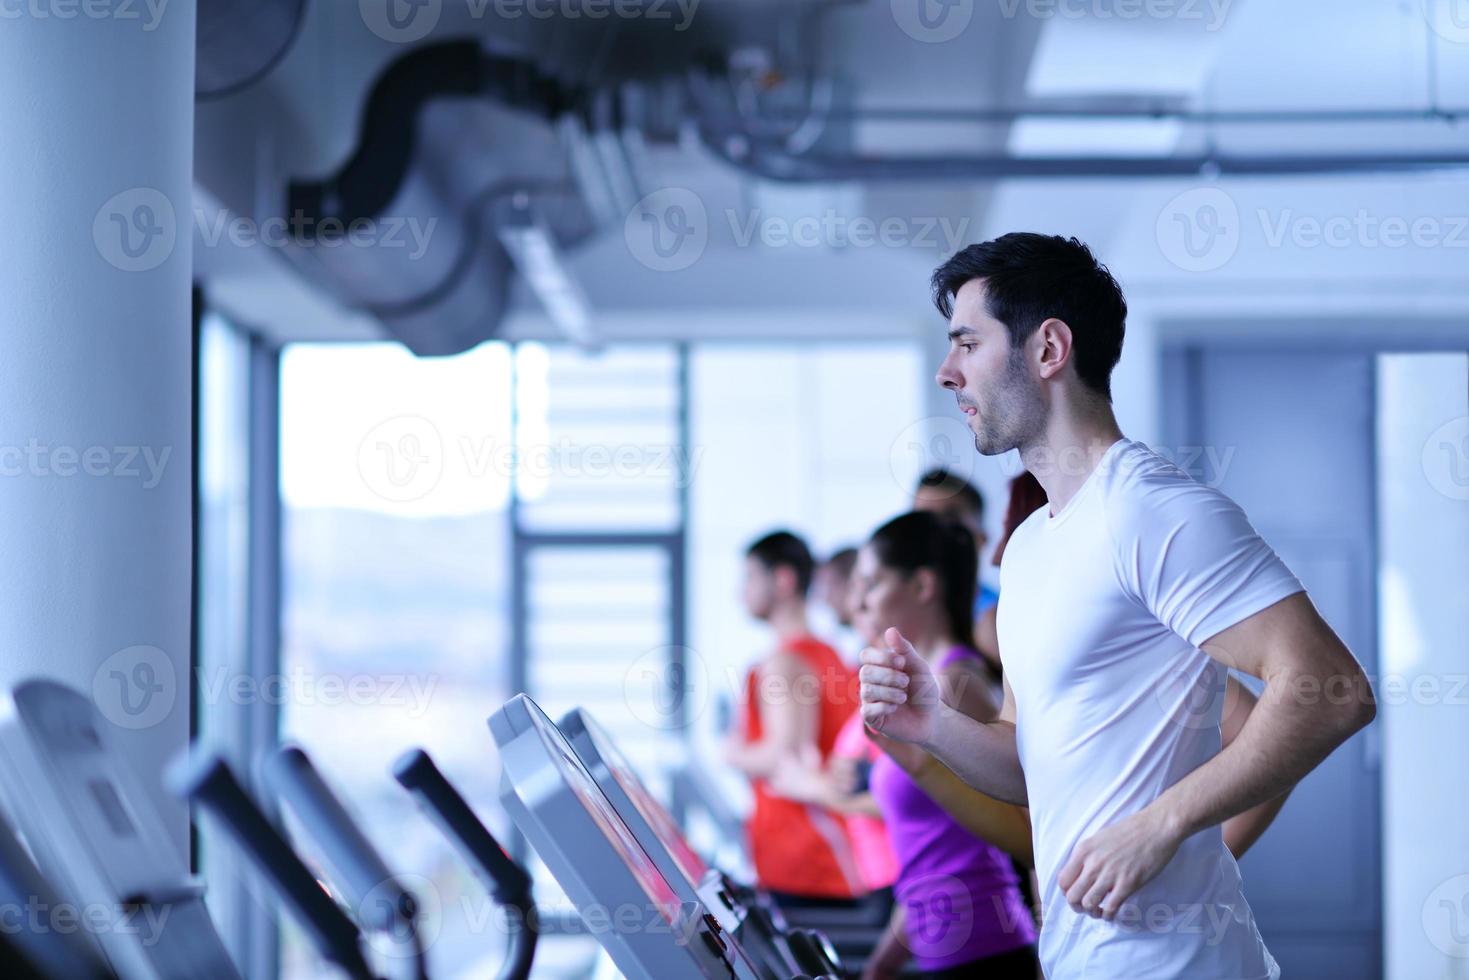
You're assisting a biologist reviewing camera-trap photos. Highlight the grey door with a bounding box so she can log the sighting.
[1163,347,1382,979]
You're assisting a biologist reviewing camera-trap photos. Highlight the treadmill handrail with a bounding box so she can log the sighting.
[391,749,530,903]
[392,749,537,980]
[265,746,419,936]
[167,750,376,980]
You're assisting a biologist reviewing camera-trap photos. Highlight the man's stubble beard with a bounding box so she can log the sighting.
[973,348,1046,456]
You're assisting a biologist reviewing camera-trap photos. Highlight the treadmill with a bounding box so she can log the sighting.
[559,706,843,980]
[0,805,114,979]
[175,745,547,980]
[671,742,889,961]
[392,749,538,980]
[0,680,239,980]
[489,694,830,980]
[171,749,389,980]
[263,745,431,976]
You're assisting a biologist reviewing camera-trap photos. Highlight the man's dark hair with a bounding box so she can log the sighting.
[916,468,984,519]
[823,546,859,580]
[931,233,1127,400]
[746,530,816,595]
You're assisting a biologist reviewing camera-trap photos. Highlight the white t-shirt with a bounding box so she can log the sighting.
[998,439,1302,979]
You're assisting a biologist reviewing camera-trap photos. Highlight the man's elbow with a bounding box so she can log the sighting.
[1326,659,1376,739]
[1348,679,1377,732]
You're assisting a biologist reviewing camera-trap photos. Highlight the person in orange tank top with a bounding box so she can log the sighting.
[723,530,865,904]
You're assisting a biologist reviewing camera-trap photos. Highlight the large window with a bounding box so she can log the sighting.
[685,342,927,862]
[276,340,689,977]
[201,334,924,978]
[279,341,515,977]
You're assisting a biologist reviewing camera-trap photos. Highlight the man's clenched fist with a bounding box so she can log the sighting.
[859,627,944,745]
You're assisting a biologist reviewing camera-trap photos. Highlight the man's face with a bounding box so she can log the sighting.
[741,557,776,621]
[816,564,855,628]
[935,279,1046,456]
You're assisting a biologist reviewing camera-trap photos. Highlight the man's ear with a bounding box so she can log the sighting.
[773,565,800,599]
[1035,317,1074,381]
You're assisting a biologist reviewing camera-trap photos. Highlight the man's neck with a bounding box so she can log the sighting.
[767,604,810,641]
[1022,402,1125,517]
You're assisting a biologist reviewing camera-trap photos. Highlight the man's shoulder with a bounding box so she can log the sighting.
[1097,439,1193,495]
[1095,440,1234,530]
[776,634,848,671]
[781,632,839,654]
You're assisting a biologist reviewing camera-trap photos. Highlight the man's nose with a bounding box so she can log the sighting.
[936,354,961,390]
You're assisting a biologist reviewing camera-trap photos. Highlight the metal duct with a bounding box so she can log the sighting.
[288,43,576,233]
[271,42,586,356]
[195,0,306,100]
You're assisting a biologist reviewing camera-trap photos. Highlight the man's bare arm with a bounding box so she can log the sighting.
[725,652,819,781]
[973,605,1001,673]
[1060,593,1374,918]
[868,652,1295,864]
[872,726,1036,864]
[922,678,1028,805]
[1157,593,1372,839]
[1219,676,1293,858]
[859,628,1028,805]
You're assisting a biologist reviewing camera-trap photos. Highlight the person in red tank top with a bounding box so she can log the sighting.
[723,530,864,903]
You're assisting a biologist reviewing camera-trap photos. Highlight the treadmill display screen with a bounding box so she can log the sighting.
[577,713,709,884]
[521,701,684,924]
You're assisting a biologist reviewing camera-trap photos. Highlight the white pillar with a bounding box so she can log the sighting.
[1378,353,1469,979]
[0,4,197,845]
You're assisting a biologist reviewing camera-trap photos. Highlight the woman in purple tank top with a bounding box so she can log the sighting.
[851,511,1038,979]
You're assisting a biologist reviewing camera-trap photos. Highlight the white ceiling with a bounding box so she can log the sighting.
[193,0,1469,347]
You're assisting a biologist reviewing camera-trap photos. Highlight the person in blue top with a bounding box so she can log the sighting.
[912,468,999,670]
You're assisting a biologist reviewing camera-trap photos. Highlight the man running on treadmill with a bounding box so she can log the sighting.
[727,530,864,905]
[859,233,1376,978]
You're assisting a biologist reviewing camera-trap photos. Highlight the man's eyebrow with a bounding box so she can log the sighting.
[947,325,976,341]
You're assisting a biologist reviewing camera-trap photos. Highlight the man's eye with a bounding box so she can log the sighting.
[960,343,977,353]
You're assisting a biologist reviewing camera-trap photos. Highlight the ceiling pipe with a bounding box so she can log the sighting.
[701,142,1469,181]
[703,103,1469,127]
[688,68,1469,180]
